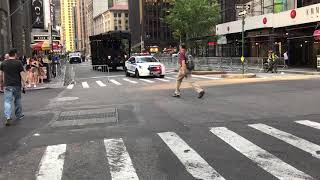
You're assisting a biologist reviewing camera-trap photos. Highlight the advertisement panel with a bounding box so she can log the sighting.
[31,0,44,28]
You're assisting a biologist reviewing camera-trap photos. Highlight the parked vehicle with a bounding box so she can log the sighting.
[125,56,166,78]
[69,52,82,64]
[90,31,131,71]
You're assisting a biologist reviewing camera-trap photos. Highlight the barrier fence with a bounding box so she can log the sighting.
[158,56,287,72]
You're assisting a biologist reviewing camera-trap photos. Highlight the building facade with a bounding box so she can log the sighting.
[128,0,176,51]
[93,2,129,35]
[217,0,320,68]
[61,0,76,52]
[0,0,11,55]
[85,0,93,55]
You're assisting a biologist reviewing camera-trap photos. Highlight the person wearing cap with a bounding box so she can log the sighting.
[0,49,26,126]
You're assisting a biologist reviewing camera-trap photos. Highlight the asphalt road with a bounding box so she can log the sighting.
[0,62,320,180]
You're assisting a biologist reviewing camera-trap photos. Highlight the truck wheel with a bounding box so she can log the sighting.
[135,69,140,78]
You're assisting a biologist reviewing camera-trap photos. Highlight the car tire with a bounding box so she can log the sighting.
[125,68,130,77]
[160,75,165,78]
[135,69,140,78]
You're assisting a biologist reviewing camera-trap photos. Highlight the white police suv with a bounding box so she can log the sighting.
[125,56,166,78]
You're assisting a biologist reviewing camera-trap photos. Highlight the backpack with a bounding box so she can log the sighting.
[185,52,195,71]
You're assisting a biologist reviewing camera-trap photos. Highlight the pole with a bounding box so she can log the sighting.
[241,14,245,74]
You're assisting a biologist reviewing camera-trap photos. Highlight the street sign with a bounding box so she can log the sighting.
[241,56,245,62]
[239,10,247,16]
[235,4,250,10]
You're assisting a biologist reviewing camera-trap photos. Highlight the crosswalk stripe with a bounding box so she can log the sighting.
[67,84,74,89]
[192,75,220,80]
[82,82,89,88]
[155,78,170,82]
[295,120,320,130]
[210,127,314,180]
[104,138,139,180]
[165,76,175,80]
[36,144,67,180]
[249,123,320,159]
[96,80,107,87]
[110,79,122,86]
[158,132,225,180]
[139,79,155,83]
[123,78,138,84]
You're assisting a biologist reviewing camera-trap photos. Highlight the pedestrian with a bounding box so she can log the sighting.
[0,48,26,126]
[173,43,205,98]
[283,51,289,68]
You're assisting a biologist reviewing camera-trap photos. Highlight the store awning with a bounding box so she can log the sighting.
[31,40,60,51]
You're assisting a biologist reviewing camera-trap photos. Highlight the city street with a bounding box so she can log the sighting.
[0,62,319,180]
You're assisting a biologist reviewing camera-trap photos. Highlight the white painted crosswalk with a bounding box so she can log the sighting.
[96,80,107,87]
[210,127,314,180]
[295,120,320,130]
[158,132,225,180]
[29,120,319,180]
[36,144,66,180]
[82,82,90,88]
[66,74,223,90]
[249,123,320,159]
[104,138,139,180]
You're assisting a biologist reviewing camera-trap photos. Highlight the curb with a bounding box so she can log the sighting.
[279,70,320,75]
[192,71,227,75]
[221,73,257,79]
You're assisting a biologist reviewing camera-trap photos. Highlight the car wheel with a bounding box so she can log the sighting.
[135,69,140,78]
[112,66,117,71]
[125,68,130,77]
[160,75,165,78]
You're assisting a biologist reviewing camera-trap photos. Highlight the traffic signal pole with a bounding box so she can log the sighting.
[242,14,245,75]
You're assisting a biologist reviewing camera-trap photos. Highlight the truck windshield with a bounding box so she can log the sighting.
[137,57,158,63]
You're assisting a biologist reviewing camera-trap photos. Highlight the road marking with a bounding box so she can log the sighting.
[67,84,74,89]
[249,123,320,159]
[165,76,175,80]
[158,132,225,180]
[139,79,155,83]
[210,127,314,180]
[110,79,122,86]
[123,78,138,84]
[295,120,320,130]
[155,78,170,82]
[78,75,125,80]
[36,144,67,180]
[192,75,220,80]
[82,82,89,88]
[96,80,107,87]
[104,138,139,180]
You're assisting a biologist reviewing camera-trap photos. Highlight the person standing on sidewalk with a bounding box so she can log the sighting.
[173,44,205,98]
[0,48,26,126]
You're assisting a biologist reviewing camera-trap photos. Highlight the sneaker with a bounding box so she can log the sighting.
[17,115,25,121]
[5,119,12,126]
[198,91,205,99]
[34,84,37,88]
[172,94,181,98]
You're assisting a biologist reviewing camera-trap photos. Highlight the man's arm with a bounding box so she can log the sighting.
[20,71,26,87]
[0,71,4,91]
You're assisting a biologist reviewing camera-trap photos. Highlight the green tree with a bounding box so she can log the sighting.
[165,0,220,42]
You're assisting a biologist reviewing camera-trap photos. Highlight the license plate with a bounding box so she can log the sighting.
[151,71,160,75]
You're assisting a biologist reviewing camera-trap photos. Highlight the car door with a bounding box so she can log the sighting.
[128,57,136,72]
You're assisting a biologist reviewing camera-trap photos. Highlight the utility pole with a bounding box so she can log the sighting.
[237,4,249,74]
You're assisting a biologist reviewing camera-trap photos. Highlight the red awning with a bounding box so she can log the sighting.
[32,41,59,51]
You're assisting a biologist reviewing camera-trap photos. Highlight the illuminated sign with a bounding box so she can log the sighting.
[32,0,44,28]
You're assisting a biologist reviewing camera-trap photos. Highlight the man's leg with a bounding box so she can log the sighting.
[186,73,205,98]
[4,87,13,125]
[13,87,23,119]
[174,69,185,96]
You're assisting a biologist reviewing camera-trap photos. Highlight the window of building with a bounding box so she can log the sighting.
[115,26,118,31]
[125,13,128,18]
[118,13,121,17]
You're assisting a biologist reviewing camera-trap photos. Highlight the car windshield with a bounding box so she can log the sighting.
[137,57,158,63]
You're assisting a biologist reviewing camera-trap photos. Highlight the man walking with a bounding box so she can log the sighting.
[173,44,205,98]
[0,49,26,126]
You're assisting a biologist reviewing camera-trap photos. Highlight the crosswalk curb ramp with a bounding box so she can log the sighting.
[8,120,320,180]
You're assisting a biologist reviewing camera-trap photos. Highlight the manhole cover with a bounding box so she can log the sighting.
[56,97,79,102]
[51,108,118,127]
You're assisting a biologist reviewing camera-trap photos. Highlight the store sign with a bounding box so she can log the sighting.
[306,6,320,16]
[33,35,61,41]
[31,0,44,28]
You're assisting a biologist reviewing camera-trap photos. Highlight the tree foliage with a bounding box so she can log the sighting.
[165,0,220,41]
